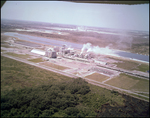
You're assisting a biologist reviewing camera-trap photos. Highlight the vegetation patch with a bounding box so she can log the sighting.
[136,63,149,72]
[114,60,139,70]
[113,59,149,72]
[5,52,31,59]
[129,79,149,92]
[1,34,10,42]
[1,56,149,117]
[40,62,69,70]
[1,49,6,52]
[85,72,109,82]
[1,44,12,48]
[1,56,70,95]
[28,58,44,63]
[105,73,149,92]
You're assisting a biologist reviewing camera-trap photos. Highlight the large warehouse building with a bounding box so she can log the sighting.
[31,49,45,55]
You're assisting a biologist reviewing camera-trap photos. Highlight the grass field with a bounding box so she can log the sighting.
[1,56,71,96]
[1,56,125,106]
[129,77,149,92]
[1,49,6,52]
[85,73,110,82]
[114,60,138,70]
[105,73,149,93]
[1,52,149,116]
[40,62,69,70]
[125,92,149,102]
[111,58,149,72]
[1,44,12,48]
[5,52,31,59]
[136,63,149,72]
[28,57,44,63]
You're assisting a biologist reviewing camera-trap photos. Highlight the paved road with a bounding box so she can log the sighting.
[2,54,149,100]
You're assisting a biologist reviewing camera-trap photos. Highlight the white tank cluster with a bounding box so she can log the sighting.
[53,46,59,52]
[45,47,57,58]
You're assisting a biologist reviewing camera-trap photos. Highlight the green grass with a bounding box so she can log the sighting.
[136,63,149,72]
[1,56,149,117]
[87,83,125,107]
[1,56,125,107]
[1,44,12,48]
[85,73,110,82]
[112,58,149,72]
[1,56,71,96]
[5,52,31,59]
[129,78,149,92]
[105,73,149,92]
[114,60,139,70]
[124,92,149,102]
[138,93,149,97]
[40,62,69,70]
[28,58,44,63]
[1,49,6,52]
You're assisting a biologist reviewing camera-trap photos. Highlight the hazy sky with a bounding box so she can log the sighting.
[1,1,149,31]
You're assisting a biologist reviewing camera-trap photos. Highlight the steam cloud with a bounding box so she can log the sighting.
[81,43,115,56]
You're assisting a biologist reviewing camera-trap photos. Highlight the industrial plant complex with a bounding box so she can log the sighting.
[1,20,149,102]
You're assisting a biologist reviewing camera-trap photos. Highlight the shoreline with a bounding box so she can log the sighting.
[2,32,149,64]
[110,54,149,64]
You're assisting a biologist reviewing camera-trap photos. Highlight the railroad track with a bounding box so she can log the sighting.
[97,65,149,80]
[63,56,149,80]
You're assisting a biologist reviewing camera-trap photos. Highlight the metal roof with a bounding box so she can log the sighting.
[31,49,45,55]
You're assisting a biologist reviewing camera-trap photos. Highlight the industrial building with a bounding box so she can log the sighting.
[30,44,107,65]
[45,50,57,58]
[53,46,60,52]
[64,49,70,54]
[94,60,107,65]
[31,49,45,55]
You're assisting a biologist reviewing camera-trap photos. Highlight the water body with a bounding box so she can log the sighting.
[4,32,149,62]
[114,51,149,62]
[4,32,83,49]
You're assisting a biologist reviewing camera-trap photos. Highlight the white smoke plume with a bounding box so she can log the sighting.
[68,45,74,50]
[81,43,116,56]
[81,43,91,53]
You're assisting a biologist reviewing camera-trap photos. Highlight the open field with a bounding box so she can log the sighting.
[1,49,6,52]
[137,63,149,72]
[1,44,13,48]
[1,56,149,117]
[109,57,149,72]
[1,56,71,96]
[105,73,149,93]
[5,52,31,59]
[1,34,9,42]
[114,60,139,70]
[28,58,44,63]
[40,61,70,70]
[85,72,110,82]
